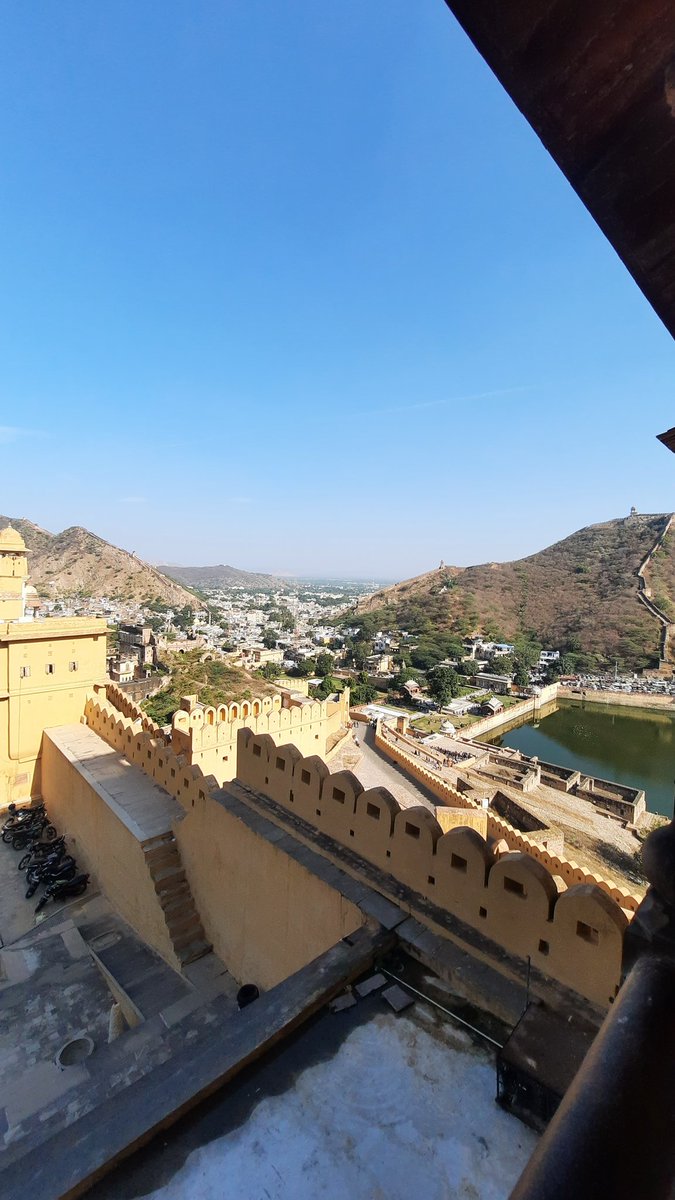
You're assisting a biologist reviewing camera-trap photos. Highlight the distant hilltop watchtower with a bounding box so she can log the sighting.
[629,506,638,517]
[439,559,445,570]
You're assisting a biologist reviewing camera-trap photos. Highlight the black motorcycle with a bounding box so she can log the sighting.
[35,873,89,912]
[18,836,66,871]
[2,804,46,841]
[26,858,77,899]
[9,817,57,850]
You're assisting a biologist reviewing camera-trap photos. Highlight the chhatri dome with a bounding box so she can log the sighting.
[0,525,28,553]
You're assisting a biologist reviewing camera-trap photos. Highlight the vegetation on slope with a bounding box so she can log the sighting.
[354,515,675,671]
[142,649,276,725]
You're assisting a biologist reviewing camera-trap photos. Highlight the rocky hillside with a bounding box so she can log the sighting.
[356,514,675,669]
[158,563,288,590]
[0,516,198,608]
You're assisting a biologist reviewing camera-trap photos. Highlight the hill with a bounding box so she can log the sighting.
[0,516,198,608]
[157,563,288,590]
[355,514,675,670]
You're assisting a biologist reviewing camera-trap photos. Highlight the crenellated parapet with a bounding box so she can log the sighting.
[236,728,633,1009]
[102,682,167,740]
[170,688,350,783]
[375,719,640,914]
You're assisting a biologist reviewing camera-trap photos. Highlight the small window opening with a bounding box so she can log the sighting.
[576,920,599,945]
[504,876,526,897]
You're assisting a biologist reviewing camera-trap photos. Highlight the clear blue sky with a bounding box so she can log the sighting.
[1,1,673,579]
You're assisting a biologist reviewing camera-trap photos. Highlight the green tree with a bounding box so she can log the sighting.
[257,662,281,680]
[315,650,335,677]
[514,662,530,688]
[352,641,370,670]
[350,682,377,704]
[262,628,279,650]
[459,659,479,677]
[277,606,295,632]
[428,666,460,706]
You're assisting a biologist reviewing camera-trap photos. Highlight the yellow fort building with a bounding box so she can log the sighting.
[0,526,107,806]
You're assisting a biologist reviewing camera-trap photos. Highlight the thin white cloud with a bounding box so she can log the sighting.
[0,426,47,444]
[120,495,147,504]
[361,386,534,418]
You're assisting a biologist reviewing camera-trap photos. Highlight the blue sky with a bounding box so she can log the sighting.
[1,1,673,579]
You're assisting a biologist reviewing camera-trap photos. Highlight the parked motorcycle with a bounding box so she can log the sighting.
[17,836,66,871]
[9,817,57,850]
[35,874,89,912]
[26,859,77,899]
[2,804,46,840]
[25,849,74,885]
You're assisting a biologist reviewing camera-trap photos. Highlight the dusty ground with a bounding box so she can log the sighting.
[461,766,648,893]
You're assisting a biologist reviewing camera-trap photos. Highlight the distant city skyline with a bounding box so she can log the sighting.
[1,2,674,578]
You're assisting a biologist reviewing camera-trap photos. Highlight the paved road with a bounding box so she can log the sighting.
[349,725,438,812]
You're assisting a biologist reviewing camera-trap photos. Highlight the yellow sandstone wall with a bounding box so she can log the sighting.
[175,798,364,989]
[171,688,350,784]
[41,729,180,969]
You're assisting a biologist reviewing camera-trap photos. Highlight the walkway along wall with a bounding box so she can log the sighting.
[375,720,640,913]
[84,694,633,1009]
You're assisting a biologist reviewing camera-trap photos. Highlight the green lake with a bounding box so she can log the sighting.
[488,701,675,818]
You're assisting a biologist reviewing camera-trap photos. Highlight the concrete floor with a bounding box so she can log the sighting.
[88,993,537,1200]
[349,725,439,812]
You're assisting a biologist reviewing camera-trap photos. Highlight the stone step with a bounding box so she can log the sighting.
[143,833,176,854]
[144,845,179,870]
[155,877,191,901]
[161,891,195,917]
[150,864,185,886]
[178,938,212,966]
[166,909,202,938]
[172,924,208,952]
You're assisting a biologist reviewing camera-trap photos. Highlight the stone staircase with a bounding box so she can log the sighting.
[143,833,212,967]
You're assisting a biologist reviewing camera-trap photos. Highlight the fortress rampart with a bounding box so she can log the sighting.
[84,694,635,1008]
[170,687,350,783]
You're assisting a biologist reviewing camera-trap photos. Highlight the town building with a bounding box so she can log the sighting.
[475,673,512,694]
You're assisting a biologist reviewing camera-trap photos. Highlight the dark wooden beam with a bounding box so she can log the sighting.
[442,0,675,339]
